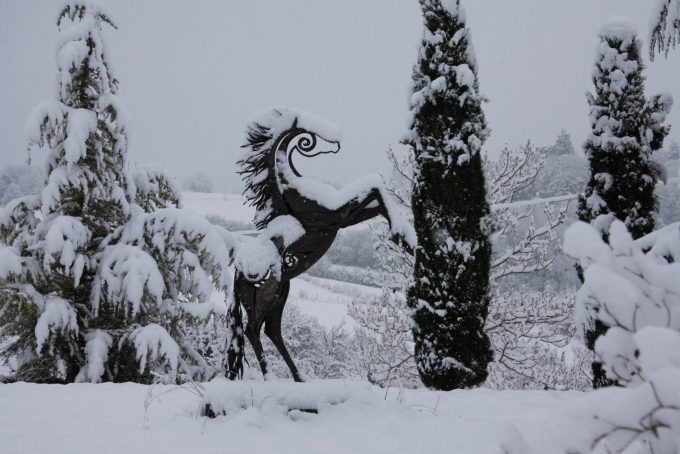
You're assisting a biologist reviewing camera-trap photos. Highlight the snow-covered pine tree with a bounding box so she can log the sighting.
[650,0,680,60]
[404,0,493,390]
[0,1,234,383]
[578,17,673,388]
[545,129,575,157]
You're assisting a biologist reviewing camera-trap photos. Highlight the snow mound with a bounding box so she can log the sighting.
[201,378,377,418]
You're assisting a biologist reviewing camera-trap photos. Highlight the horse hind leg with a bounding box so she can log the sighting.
[263,281,303,382]
[225,291,245,380]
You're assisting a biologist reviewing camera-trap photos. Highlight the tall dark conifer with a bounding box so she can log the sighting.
[578,17,672,388]
[405,0,492,390]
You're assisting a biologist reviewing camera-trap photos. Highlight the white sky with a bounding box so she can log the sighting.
[1,0,679,192]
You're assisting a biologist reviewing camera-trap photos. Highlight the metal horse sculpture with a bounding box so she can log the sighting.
[225,108,413,382]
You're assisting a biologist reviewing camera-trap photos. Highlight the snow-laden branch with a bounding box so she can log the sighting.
[491,194,577,211]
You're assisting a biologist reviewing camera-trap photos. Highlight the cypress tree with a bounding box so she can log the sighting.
[578,17,672,388]
[405,0,493,390]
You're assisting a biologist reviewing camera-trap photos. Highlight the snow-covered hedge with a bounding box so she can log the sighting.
[506,221,680,453]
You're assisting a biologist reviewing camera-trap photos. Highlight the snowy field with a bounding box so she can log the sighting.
[0,380,581,454]
[182,192,256,227]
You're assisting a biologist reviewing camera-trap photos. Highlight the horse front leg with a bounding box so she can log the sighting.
[340,189,415,255]
[263,281,303,382]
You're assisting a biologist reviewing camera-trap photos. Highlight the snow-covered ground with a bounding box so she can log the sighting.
[0,380,581,454]
[0,191,586,453]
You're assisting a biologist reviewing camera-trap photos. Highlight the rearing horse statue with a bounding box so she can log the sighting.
[225,107,415,382]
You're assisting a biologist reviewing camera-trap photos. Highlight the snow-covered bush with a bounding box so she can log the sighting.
[510,220,680,453]
[349,290,420,388]
[485,290,591,391]
[0,1,236,383]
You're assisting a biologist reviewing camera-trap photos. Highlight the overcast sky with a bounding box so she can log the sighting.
[1,0,679,192]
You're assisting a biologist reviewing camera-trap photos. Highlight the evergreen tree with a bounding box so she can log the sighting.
[0,1,233,383]
[546,129,575,157]
[405,0,492,390]
[577,17,672,388]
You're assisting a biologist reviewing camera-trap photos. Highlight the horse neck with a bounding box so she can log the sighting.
[273,128,303,187]
[262,129,303,226]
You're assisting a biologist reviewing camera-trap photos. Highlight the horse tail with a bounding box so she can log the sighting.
[224,287,245,380]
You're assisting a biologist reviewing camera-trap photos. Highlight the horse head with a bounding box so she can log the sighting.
[277,125,341,178]
[239,107,342,229]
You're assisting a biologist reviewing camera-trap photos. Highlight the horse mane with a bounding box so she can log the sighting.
[238,117,286,230]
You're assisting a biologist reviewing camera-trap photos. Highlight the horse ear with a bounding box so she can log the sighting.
[291,118,298,130]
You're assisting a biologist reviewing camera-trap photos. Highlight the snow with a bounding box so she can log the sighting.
[233,235,280,281]
[77,329,113,383]
[63,108,97,164]
[279,173,416,249]
[600,15,638,44]
[41,215,91,282]
[637,221,680,261]
[0,247,23,279]
[290,276,380,328]
[455,64,475,87]
[201,379,377,416]
[0,380,581,454]
[92,244,164,317]
[264,215,305,247]
[132,323,180,376]
[182,192,255,227]
[34,296,78,354]
[24,99,67,143]
[249,106,343,145]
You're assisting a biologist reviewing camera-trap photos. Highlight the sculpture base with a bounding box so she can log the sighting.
[200,378,377,419]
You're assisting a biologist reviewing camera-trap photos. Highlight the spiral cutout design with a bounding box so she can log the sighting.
[293,132,318,156]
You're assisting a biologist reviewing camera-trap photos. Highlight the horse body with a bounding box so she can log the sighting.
[225,108,413,382]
